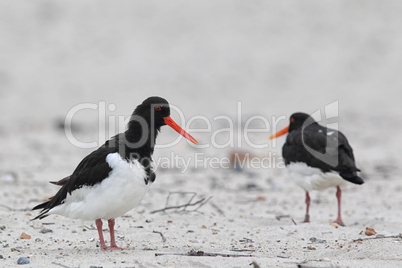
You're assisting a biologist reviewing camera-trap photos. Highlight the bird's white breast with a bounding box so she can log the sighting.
[286,162,348,191]
[49,152,151,220]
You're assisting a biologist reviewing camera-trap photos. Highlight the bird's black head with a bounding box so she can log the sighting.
[269,112,316,140]
[127,96,198,146]
[131,96,171,129]
[288,112,316,132]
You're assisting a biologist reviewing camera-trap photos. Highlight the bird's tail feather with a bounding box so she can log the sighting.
[31,211,49,221]
[31,201,51,220]
[32,201,49,211]
[340,173,364,185]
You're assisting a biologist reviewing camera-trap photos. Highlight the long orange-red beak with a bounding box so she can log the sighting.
[268,125,289,140]
[164,116,198,144]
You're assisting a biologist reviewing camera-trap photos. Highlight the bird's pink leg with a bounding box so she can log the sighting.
[95,219,108,251]
[302,191,311,223]
[107,219,125,250]
[332,186,345,226]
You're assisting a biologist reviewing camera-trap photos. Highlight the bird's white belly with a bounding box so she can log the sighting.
[49,153,151,220]
[287,162,348,191]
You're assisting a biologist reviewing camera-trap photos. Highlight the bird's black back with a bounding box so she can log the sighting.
[32,134,155,220]
[283,122,364,185]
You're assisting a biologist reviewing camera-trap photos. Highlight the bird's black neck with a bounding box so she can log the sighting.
[123,119,160,161]
[106,119,160,185]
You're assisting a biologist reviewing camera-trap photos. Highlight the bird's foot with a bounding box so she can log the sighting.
[107,246,127,250]
[332,218,345,226]
[101,246,127,251]
[301,215,310,223]
[108,243,127,250]
[99,242,127,251]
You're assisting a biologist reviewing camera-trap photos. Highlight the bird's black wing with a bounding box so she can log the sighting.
[335,131,364,184]
[32,140,117,220]
[49,175,71,186]
[283,123,363,185]
[283,124,328,170]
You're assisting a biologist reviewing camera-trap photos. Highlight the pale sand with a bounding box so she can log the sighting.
[1,120,401,267]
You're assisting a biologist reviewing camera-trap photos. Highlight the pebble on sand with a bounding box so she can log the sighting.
[20,233,31,239]
[365,227,377,236]
[39,228,53,234]
[17,257,30,265]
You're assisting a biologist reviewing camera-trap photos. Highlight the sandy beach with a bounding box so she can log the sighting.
[1,1,402,267]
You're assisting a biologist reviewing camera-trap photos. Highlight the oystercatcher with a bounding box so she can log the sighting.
[33,96,198,250]
[269,112,363,225]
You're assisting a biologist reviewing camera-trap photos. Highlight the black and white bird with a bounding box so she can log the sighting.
[269,112,363,226]
[33,96,198,250]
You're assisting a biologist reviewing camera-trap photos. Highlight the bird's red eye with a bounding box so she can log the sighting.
[290,117,295,123]
[155,106,162,111]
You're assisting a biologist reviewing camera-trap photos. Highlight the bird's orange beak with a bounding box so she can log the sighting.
[269,125,289,140]
[164,116,198,144]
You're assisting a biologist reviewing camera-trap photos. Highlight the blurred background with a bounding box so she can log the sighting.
[0,0,401,182]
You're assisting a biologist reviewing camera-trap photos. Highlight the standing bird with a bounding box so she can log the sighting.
[33,96,198,250]
[269,112,363,226]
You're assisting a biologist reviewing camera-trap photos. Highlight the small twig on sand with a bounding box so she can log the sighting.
[150,197,210,213]
[150,192,212,214]
[239,237,254,243]
[352,234,402,242]
[155,250,252,257]
[276,214,297,225]
[231,248,255,252]
[180,192,197,211]
[83,225,96,230]
[276,215,290,220]
[0,204,30,211]
[297,265,329,268]
[193,197,212,211]
[296,260,341,268]
[210,201,225,216]
[51,262,71,268]
[297,262,340,268]
[165,192,196,210]
[153,230,166,243]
